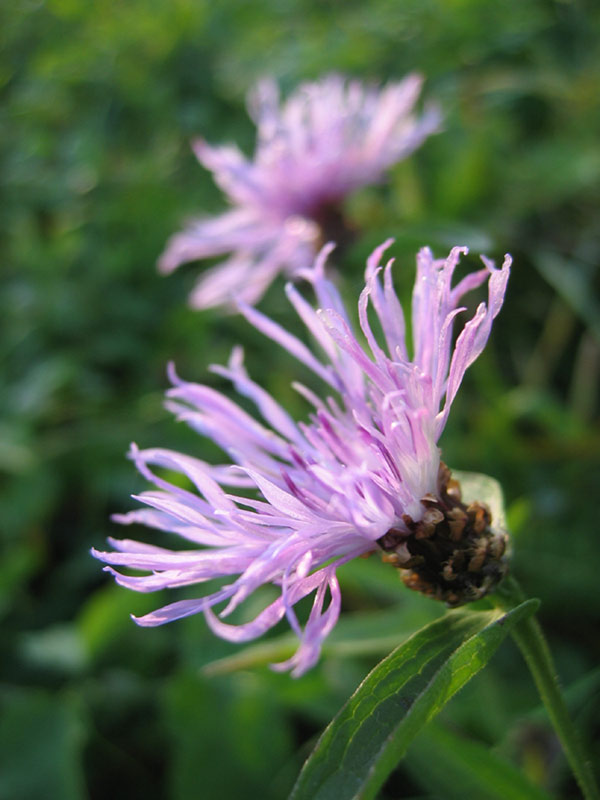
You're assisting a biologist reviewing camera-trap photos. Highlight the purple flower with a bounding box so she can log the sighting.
[94,242,511,676]
[159,74,440,309]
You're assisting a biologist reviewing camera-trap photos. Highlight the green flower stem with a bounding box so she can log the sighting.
[491,574,599,800]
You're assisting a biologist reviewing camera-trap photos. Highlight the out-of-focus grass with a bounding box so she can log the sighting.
[1,1,598,798]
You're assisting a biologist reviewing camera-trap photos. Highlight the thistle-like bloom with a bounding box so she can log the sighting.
[159,74,440,309]
[94,242,511,676]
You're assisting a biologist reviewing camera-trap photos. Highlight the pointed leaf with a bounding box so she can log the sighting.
[203,601,441,676]
[290,599,538,800]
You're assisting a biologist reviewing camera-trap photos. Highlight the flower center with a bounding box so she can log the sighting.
[377,463,508,607]
[311,203,356,253]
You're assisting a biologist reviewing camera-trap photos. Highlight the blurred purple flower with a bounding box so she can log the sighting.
[94,241,510,676]
[159,74,440,309]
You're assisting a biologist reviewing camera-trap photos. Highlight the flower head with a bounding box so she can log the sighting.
[159,74,440,309]
[94,242,511,676]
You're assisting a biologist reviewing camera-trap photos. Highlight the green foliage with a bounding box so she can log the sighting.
[1,1,599,798]
[164,673,294,800]
[406,721,553,800]
[290,601,538,800]
[0,689,87,800]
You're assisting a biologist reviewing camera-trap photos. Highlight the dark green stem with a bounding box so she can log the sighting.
[491,574,599,800]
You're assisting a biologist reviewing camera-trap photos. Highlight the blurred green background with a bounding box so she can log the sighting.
[1,1,599,798]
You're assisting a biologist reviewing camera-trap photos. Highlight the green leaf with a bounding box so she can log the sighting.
[453,469,507,532]
[290,599,539,800]
[406,721,553,800]
[493,576,600,800]
[202,602,441,677]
